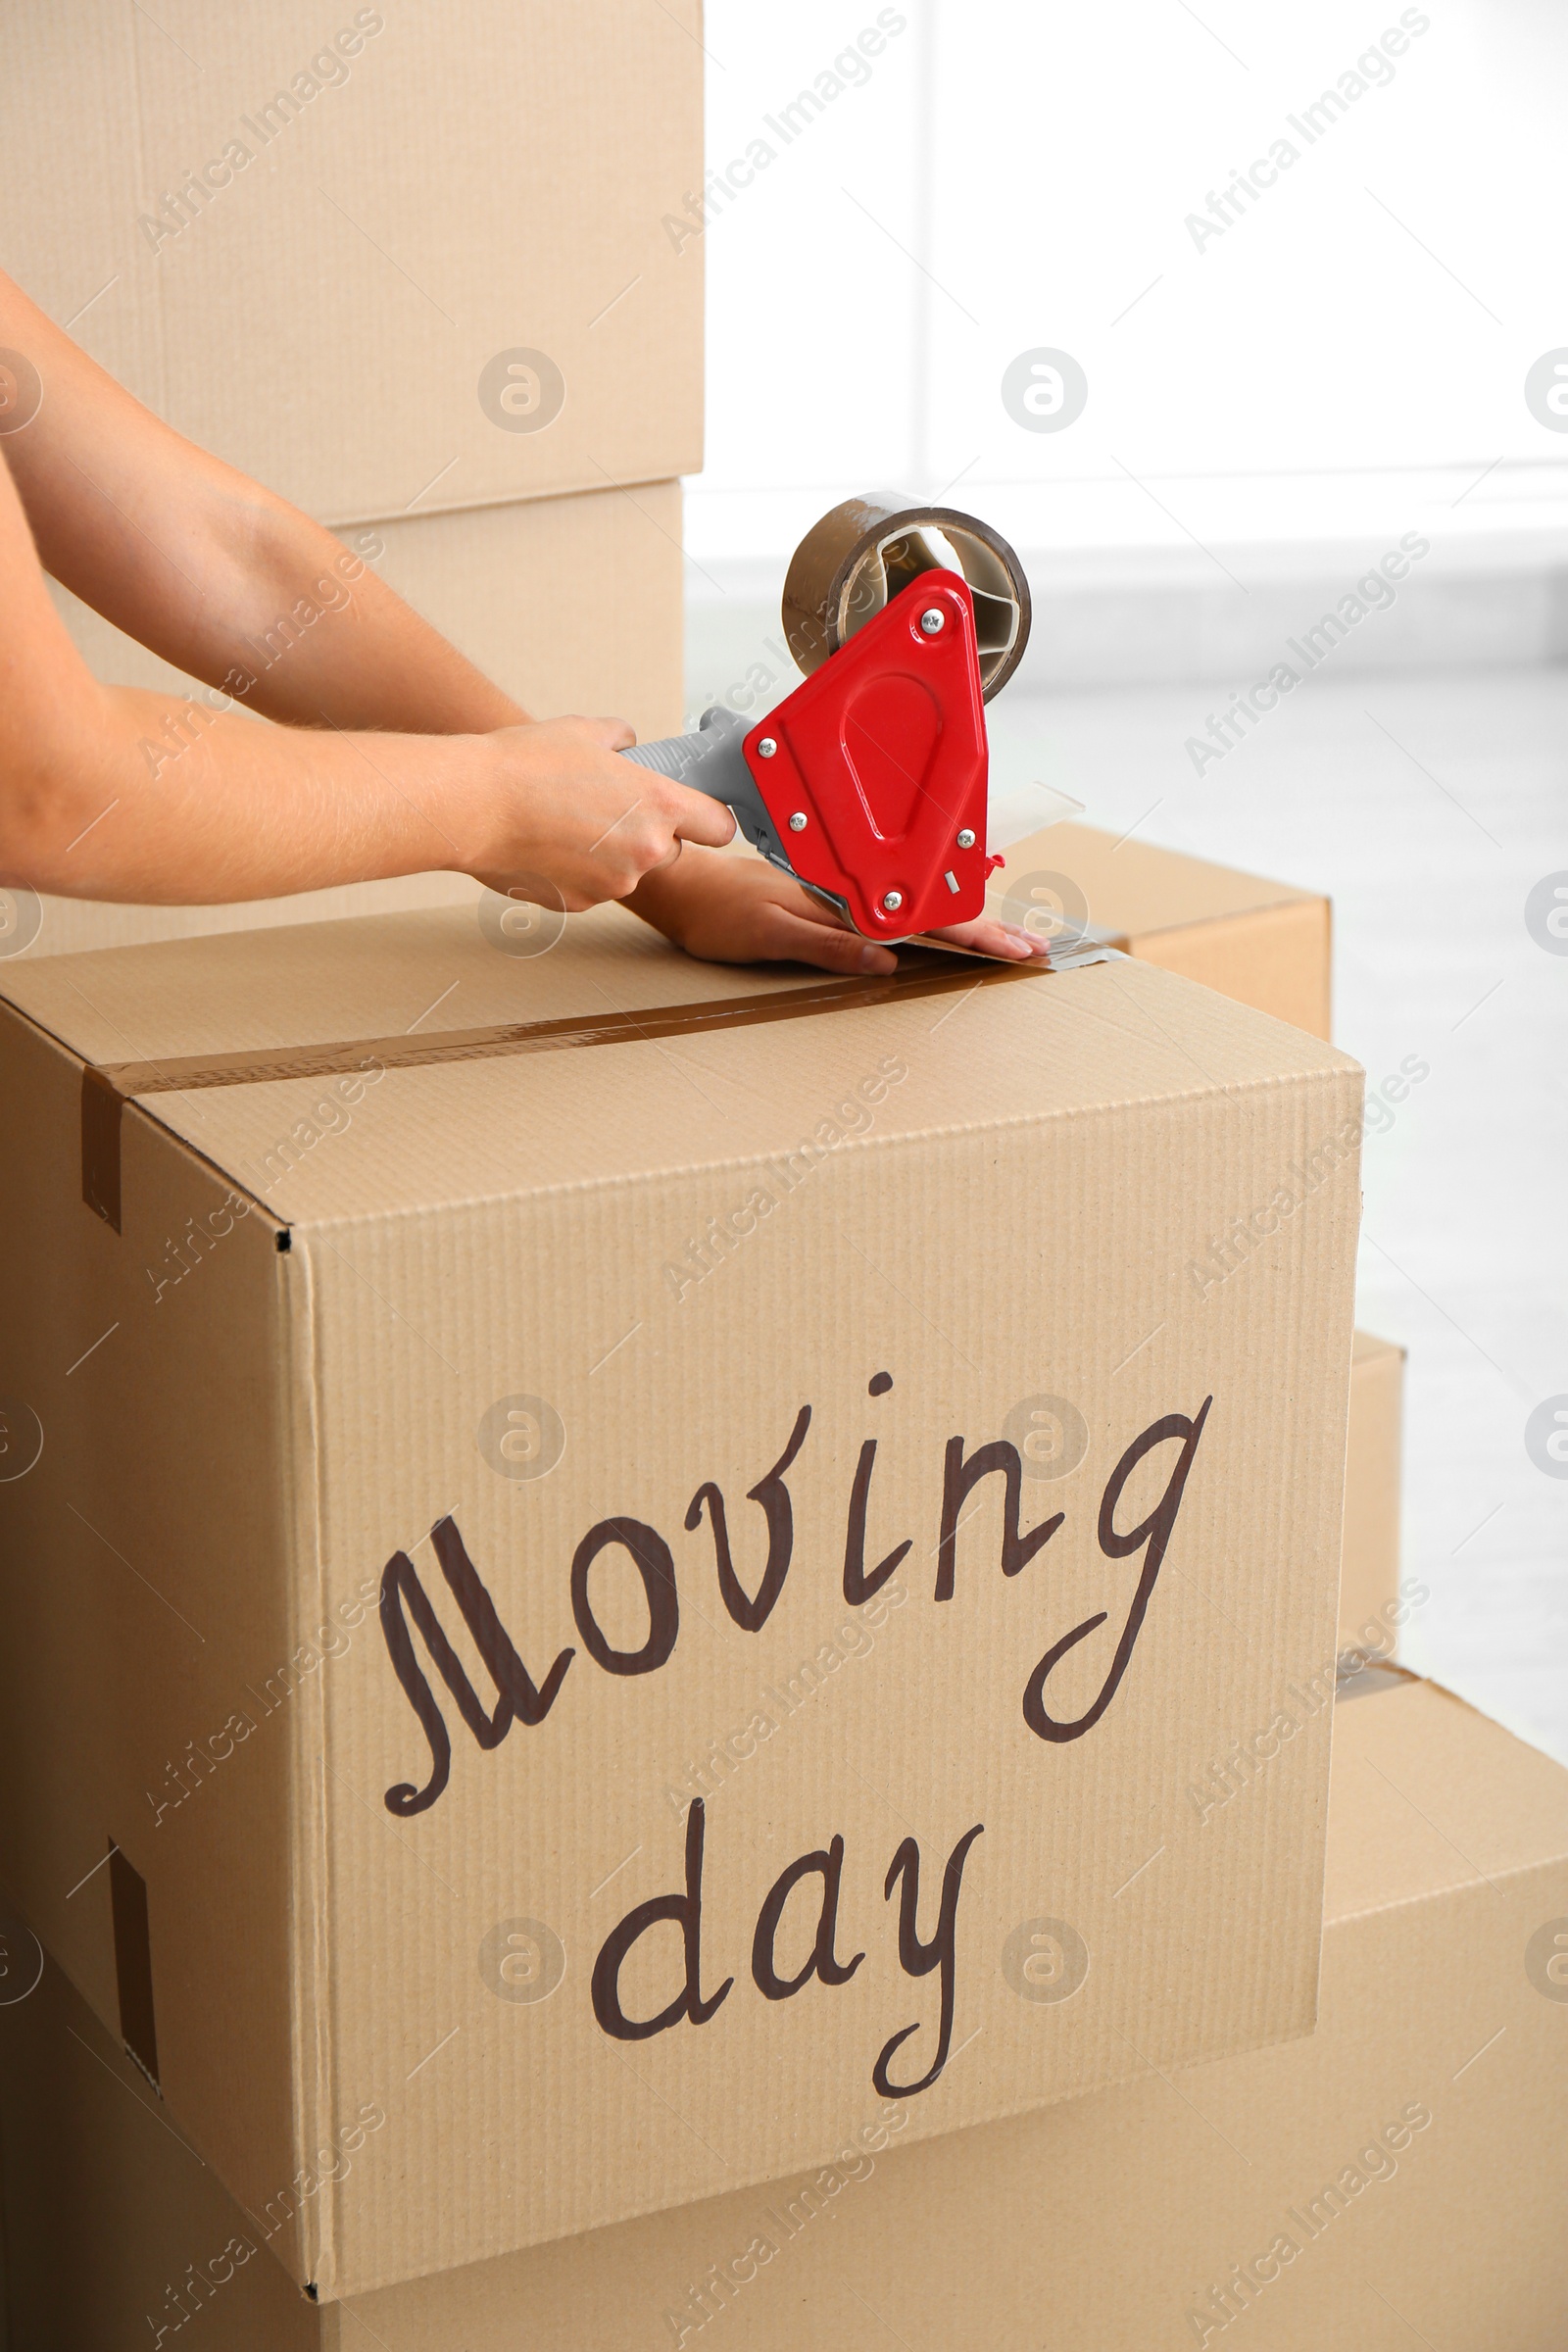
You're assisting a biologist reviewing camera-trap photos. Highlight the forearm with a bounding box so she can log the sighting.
[170,496,533,737]
[0,267,526,740]
[0,271,736,915]
[9,680,500,904]
[46,471,529,739]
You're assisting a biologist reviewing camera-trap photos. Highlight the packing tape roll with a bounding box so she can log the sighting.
[781,493,1032,701]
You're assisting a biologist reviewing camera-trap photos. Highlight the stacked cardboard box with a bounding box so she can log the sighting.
[0,901,1366,2291]
[0,852,1529,2345]
[987,816,1333,1041]
[5,1668,1564,2348]
[977,825,1412,1655]
[1342,1329,1407,1651]
[0,820,1534,2326]
[0,2,702,956]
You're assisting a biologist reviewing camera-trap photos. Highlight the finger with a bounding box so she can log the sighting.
[575,712,638,753]
[930,915,1050,962]
[666,781,738,850]
[759,907,898,976]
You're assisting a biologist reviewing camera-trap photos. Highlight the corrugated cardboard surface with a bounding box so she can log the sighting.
[4,1678,1563,2349]
[0,4,702,524]
[992,819,1332,1039]
[22,479,683,957]
[0,908,1363,2293]
[1342,1331,1405,1651]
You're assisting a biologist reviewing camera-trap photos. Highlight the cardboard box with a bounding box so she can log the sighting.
[17,479,684,959]
[0,4,702,527]
[990,819,1332,1039]
[4,1674,1562,2348]
[1,5,702,966]
[1342,1330,1406,1654]
[0,902,1362,2292]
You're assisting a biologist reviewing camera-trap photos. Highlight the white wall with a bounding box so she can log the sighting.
[690,0,1568,564]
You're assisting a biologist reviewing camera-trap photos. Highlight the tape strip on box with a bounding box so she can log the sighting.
[77,940,1123,1230]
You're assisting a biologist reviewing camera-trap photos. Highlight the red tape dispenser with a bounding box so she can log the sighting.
[741,568,993,939]
[623,495,1057,946]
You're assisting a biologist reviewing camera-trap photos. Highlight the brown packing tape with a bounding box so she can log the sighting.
[75,947,1121,1232]
[108,1843,159,2088]
[780,496,1034,700]
[906,919,1126,962]
[91,956,1040,1097]
[81,1065,123,1231]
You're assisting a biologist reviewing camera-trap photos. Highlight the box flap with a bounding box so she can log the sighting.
[1326,1674,1568,1925]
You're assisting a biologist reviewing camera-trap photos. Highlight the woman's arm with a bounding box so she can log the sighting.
[0,264,1040,965]
[0,268,525,737]
[0,272,731,906]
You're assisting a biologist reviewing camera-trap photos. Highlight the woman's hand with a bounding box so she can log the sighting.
[625,847,1051,975]
[471,716,737,911]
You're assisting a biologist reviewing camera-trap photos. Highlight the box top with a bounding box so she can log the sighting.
[0,4,702,525]
[990,819,1322,941]
[0,902,1360,1231]
[1326,1669,1568,1924]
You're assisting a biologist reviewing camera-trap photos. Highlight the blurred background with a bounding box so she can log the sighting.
[689,0,1568,1764]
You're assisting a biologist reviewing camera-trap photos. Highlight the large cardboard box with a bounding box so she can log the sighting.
[0,4,703,528]
[0,902,1362,2292]
[19,480,685,958]
[1342,1329,1406,1653]
[990,818,1332,1039]
[4,1674,1562,2348]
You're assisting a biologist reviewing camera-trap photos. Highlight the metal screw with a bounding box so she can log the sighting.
[956,827,976,849]
[881,891,904,913]
[789,811,808,832]
[919,609,946,635]
[758,736,777,758]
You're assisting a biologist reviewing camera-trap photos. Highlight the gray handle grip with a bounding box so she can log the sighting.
[619,727,723,785]
[619,707,787,865]
[619,706,745,795]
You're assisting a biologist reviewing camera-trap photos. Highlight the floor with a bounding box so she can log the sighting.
[688,614,1568,1767]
